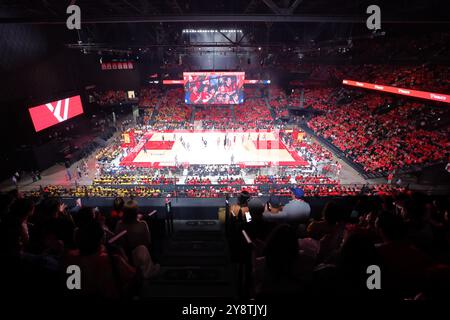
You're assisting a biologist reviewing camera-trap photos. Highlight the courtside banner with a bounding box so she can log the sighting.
[28,95,84,132]
[164,79,270,85]
[244,80,271,84]
[342,79,450,104]
[162,80,184,84]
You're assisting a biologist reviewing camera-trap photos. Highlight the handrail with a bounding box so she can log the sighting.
[242,230,253,246]
[108,230,127,244]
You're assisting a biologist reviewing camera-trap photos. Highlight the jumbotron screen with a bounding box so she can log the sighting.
[183,72,245,104]
[28,95,84,132]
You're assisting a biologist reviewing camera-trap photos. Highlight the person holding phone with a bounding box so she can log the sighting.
[243,198,273,243]
[229,191,250,222]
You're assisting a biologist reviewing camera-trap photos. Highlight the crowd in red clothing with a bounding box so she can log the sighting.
[93,175,179,185]
[254,175,291,184]
[302,88,335,110]
[295,175,339,185]
[268,184,401,197]
[234,99,273,129]
[288,88,303,107]
[24,182,406,198]
[185,177,212,185]
[141,107,155,124]
[307,92,449,173]
[155,89,192,124]
[139,87,162,107]
[93,90,130,105]
[303,63,450,93]
[268,87,289,119]
[304,142,333,162]
[244,87,259,98]
[217,177,245,185]
[194,106,233,129]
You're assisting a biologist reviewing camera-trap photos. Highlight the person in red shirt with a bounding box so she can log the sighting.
[190,86,201,104]
[200,86,211,103]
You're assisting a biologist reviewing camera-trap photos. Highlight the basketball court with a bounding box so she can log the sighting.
[119,130,309,168]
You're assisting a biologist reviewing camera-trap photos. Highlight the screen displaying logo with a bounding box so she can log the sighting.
[28,95,84,132]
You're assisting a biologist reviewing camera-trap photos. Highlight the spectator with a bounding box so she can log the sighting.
[109,197,125,230]
[256,224,305,298]
[306,201,341,240]
[375,211,431,298]
[229,191,250,222]
[264,187,311,224]
[66,220,136,298]
[115,200,151,254]
[0,198,35,254]
[243,198,273,242]
[313,231,381,300]
[336,231,381,299]
[30,198,75,252]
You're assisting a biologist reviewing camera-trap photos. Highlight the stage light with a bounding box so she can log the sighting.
[182,29,242,34]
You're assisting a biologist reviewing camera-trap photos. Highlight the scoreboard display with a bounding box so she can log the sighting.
[183,72,245,105]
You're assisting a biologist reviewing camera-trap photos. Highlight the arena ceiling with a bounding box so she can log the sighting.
[1,0,449,20]
[0,0,449,71]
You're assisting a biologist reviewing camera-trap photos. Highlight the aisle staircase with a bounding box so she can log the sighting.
[141,217,237,299]
[264,96,277,121]
[299,88,305,108]
[149,91,166,123]
[230,105,237,124]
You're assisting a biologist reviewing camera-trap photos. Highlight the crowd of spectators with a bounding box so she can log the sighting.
[234,99,274,129]
[185,177,212,185]
[268,87,289,119]
[0,191,163,299]
[21,183,405,199]
[93,175,178,186]
[254,175,291,184]
[217,177,245,185]
[226,188,450,300]
[307,91,449,174]
[96,138,123,163]
[141,107,155,124]
[187,164,241,177]
[155,95,192,124]
[295,175,339,185]
[193,106,233,129]
[138,87,162,107]
[92,90,131,106]
[281,131,334,163]
[2,169,448,301]
[302,88,335,110]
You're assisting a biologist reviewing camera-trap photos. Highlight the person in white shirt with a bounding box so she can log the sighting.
[264,188,311,223]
